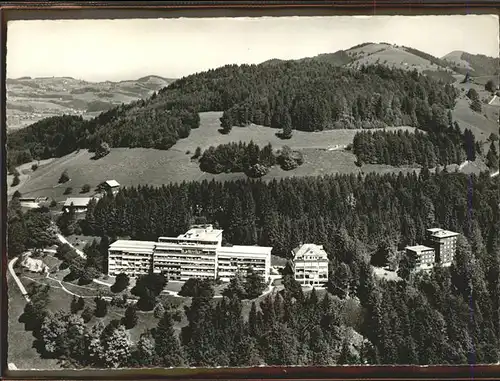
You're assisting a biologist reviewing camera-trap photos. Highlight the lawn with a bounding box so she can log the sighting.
[7,275,62,370]
[452,78,499,141]
[13,111,418,199]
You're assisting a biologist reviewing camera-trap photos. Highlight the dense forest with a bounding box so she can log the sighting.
[199,142,304,176]
[211,64,458,132]
[16,169,500,367]
[81,171,498,258]
[352,124,479,166]
[7,61,458,169]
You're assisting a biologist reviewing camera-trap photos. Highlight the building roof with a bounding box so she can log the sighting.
[406,245,434,253]
[173,225,223,242]
[105,180,120,188]
[292,244,329,261]
[63,197,92,207]
[427,228,459,239]
[217,245,272,255]
[109,240,156,251]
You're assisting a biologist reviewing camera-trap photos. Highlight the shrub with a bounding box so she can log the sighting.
[470,99,482,113]
[81,184,91,193]
[63,187,73,195]
[11,175,20,187]
[58,170,70,184]
[94,142,111,160]
[245,163,269,178]
[81,307,93,323]
[31,164,38,171]
[50,199,57,207]
[111,273,130,293]
[485,79,497,93]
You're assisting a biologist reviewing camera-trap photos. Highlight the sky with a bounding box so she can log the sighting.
[7,15,499,82]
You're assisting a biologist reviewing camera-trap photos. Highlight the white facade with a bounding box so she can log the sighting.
[292,244,329,286]
[405,244,435,272]
[107,225,272,282]
[108,240,156,277]
[217,246,271,282]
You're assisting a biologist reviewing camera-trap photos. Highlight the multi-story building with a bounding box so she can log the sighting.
[292,244,329,287]
[405,245,435,272]
[154,225,222,281]
[108,240,156,277]
[217,246,271,282]
[107,225,272,282]
[425,228,459,267]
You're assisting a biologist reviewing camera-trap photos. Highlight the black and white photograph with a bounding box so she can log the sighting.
[5,13,500,371]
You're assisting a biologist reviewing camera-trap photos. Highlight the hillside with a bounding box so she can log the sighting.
[6,75,175,131]
[442,51,500,76]
[7,60,459,172]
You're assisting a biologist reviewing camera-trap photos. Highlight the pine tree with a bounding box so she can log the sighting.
[486,142,499,170]
[102,325,131,368]
[244,266,267,299]
[154,310,185,367]
[123,304,138,329]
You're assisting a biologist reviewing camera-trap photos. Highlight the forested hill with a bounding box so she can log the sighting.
[442,51,500,77]
[8,60,458,168]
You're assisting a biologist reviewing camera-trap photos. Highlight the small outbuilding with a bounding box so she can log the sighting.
[103,180,120,195]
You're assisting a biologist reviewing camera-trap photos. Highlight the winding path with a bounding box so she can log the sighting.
[7,257,31,303]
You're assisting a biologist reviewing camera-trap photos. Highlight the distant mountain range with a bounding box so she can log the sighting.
[262,42,499,79]
[7,42,498,131]
[6,75,175,130]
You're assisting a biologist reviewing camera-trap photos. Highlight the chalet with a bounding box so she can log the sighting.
[104,180,120,195]
[63,197,92,213]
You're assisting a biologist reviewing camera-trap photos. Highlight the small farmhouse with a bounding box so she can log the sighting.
[63,197,92,213]
[104,180,120,195]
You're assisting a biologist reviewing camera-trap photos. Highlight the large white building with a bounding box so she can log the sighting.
[292,244,329,287]
[107,225,272,282]
[108,240,156,278]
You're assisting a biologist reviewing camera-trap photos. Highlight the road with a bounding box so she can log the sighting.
[488,95,499,106]
[7,257,31,303]
[55,233,85,258]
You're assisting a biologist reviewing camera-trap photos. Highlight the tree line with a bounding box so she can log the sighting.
[7,199,57,259]
[199,141,304,177]
[81,171,498,261]
[352,124,479,167]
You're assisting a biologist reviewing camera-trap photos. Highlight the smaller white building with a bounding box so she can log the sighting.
[63,197,92,213]
[292,244,329,287]
[405,245,435,272]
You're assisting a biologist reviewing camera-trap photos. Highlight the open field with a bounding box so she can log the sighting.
[11,112,420,199]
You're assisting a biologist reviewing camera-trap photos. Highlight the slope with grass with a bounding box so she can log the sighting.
[11,112,421,200]
[442,51,500,76]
